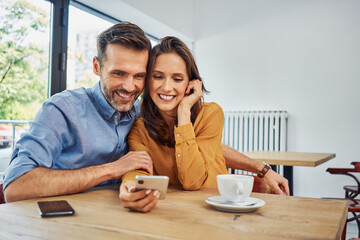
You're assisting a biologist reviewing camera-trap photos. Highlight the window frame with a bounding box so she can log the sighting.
[47,0,158,96]
[47,0,69,96]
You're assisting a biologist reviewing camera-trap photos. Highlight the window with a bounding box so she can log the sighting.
[0,0,51,175]
[66,5,113,89]
[0,0,158,176]
[0,0,51,120]
[66,4,158,90]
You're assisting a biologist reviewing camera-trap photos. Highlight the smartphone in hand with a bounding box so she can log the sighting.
[135,175,169,200]
[37,200,75,217]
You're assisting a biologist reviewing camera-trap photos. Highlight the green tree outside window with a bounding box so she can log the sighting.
[0,0,49,120]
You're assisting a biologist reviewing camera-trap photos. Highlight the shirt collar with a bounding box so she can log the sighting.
[89,81,138,122]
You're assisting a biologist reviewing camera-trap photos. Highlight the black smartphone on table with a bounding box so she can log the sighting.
[37,200,75,217]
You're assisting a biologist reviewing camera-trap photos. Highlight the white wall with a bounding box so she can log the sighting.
[196,0,360,197]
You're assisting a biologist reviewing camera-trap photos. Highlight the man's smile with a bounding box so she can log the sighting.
[115,90,136,101]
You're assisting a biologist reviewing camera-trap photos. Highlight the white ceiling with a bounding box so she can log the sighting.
[75,0,194,43]
[76,0,314,41]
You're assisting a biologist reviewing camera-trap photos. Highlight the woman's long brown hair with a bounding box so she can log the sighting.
[141,36,207,147]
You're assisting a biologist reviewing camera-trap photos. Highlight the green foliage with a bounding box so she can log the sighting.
[0,0,49,120]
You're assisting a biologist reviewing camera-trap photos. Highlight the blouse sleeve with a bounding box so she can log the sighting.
[174,103,224,190]
[121,120,150,184]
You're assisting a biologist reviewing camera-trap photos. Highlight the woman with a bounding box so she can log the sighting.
[119,36,229,212]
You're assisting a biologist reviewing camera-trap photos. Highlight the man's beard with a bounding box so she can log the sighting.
[100,79,139,112]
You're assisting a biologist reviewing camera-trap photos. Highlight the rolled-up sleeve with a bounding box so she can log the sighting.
[3,99,71,190]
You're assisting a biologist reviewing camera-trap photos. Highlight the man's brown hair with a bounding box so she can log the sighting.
[96,22,151,66]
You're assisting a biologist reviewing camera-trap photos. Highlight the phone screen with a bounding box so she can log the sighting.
[37,200,75,217]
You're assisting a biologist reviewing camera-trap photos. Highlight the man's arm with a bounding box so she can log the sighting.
[222,144,289,195]
[4,151,153,203]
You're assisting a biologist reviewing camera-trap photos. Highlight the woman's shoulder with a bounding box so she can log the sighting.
[129,118,148,139]
[133,118,145,128]
[200,102,223,115]
[195,102,224,123]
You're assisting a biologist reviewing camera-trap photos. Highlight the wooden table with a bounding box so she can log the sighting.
[0,184,347,240]
[244,151,336,195]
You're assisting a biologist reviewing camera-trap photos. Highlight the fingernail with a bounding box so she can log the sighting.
[146,190,151,195]
[128,186,135,192]
[154,190,160,198]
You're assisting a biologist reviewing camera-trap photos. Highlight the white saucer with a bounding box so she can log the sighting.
[205,196,265,213]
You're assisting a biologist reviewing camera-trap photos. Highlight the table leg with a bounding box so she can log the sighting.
[283,166,293,196]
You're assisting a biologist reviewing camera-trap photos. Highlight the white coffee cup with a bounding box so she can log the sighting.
[217,174,254,202]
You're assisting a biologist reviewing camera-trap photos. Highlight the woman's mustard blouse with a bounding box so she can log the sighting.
[121,102,229,190]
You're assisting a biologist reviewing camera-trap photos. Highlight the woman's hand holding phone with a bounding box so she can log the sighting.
[119,180,160,213]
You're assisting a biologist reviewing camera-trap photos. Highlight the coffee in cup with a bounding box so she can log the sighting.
[217,174,254,202]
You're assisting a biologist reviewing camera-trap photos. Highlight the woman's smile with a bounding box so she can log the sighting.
[149,52,189,117]
[158,94,175,101]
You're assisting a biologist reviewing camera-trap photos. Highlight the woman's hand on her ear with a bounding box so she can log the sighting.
[177,79,203,126]
[179,79,203,110]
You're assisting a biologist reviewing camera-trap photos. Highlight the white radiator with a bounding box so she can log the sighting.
[222,111,288,174]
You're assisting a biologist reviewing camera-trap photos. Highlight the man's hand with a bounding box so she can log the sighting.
[119,180,160,213]
[4,151,153,203]
[221,144,290,195]
[263,169,289,195]
[111,151,153,178]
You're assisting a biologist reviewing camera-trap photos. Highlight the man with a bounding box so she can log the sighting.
[3,22,288,203]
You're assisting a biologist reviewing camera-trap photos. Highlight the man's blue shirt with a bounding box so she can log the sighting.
[3,81,140,189]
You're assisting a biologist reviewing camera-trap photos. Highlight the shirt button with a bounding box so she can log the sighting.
[177,154,181,158]
[176,133,180,137]
[118,145,122,149]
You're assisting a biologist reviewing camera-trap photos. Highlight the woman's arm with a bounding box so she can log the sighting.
[119,120,158,212]
[175,103,225,190]
[121,120,153,183]
[176,80,225,190]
